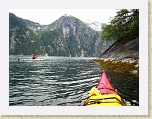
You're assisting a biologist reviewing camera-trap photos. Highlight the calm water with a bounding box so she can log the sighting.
[9,55,139,106]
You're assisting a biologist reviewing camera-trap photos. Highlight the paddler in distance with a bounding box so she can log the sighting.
[32,54,38,59]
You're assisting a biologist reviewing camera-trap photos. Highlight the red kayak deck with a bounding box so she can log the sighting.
[96,71,118,95]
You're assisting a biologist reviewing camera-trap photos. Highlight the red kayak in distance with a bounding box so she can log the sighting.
[96,70,118,95]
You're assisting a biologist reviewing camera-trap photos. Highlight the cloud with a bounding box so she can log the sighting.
[9,9,117,25]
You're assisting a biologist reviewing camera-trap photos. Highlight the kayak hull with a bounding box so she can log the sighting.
[84,87,125,106]
[96,70,117,94]
[84,94,124,106]
[18,58,49,62]
[84,71,131,106]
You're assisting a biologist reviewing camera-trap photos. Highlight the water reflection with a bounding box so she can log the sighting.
[9,56,139,106]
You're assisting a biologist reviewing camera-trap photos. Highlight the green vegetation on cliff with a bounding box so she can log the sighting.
[9,13,44,55]
[100,9,139,41]
[96,9,139,74]
[9,13,109,56]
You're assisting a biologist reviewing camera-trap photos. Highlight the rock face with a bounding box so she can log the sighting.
[9,13,43,55]
[96,38,139,74]
[9,13,114,56]
[40,15,114,57]
[43,15,101,57]
[85,21,102,31]
[99,38,139,60]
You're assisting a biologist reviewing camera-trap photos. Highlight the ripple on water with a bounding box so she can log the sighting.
[9,56,139,106]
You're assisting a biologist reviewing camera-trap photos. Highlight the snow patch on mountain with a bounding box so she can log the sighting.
[85,20,102,31]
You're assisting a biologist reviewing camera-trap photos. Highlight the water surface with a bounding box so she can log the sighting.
[9,55,139,106]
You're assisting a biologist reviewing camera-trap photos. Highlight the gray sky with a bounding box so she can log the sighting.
[9,9,117,25]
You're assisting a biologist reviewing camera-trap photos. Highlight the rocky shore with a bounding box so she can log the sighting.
[94,38,139,74]
[93,58,139,74]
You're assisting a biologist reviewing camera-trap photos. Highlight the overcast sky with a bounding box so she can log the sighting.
[9,9,117,25]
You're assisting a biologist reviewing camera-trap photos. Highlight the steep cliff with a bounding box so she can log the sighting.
[43,15,101,57]
[9,13,43,55]
[99,38,139,60]
[95,38,139,74]
[9,13,114,56]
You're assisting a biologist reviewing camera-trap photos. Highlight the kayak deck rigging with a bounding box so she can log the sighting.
[84,70,131,106]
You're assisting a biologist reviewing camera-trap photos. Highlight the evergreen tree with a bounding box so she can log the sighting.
[100,9,139,41]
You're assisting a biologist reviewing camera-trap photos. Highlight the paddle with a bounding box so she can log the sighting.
[38,51,43,57]
[32,52,43,59]
[37,51,43,58]
[38,51,43,55]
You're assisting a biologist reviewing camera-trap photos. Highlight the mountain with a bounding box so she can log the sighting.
[85,21,102,31]
[42,15,101,57]
[9,13,114,57]
[9,13,44,55]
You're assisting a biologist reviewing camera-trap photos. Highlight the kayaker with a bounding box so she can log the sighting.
[32,54,38,59]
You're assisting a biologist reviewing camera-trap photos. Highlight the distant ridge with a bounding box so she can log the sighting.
[9,13,114,56]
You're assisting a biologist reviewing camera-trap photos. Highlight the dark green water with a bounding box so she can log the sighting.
[9,55,139,106]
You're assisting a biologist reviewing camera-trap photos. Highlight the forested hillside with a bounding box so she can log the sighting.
[95,9,139,74]
[99,9,139,59]
[9,13,114,56]
[9,13,44,55]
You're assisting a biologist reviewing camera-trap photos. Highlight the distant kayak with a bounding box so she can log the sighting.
[84,70,132,106]
[18,58,49,62]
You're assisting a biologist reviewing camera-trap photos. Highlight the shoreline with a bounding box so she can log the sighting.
[93,58,139,75]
